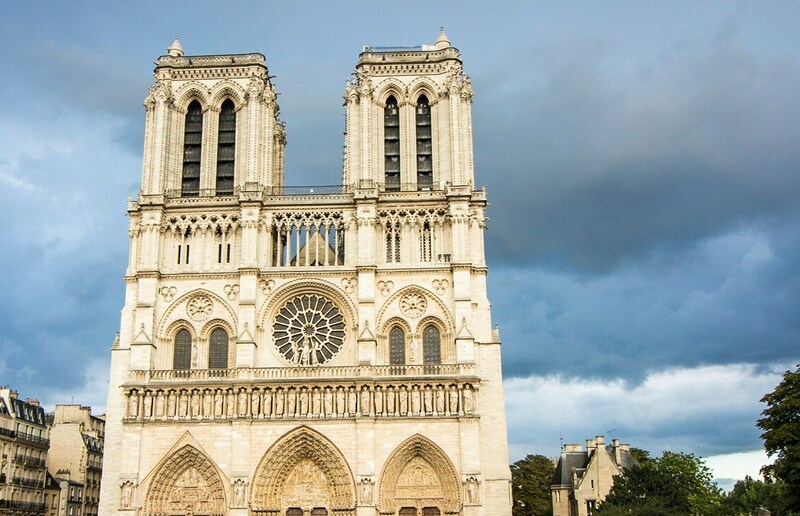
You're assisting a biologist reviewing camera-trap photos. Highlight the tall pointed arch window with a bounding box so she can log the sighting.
[384,95,400,191]
[208,328,228,369]
[173,329,192,370]
[216,99,236,196]
[423,325,441,365]
[415,94,433,190]
[389,327,406,366]
[181,100,203,197]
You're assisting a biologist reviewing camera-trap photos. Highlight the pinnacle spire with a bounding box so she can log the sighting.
[167,35,184,57]
[435,26,450,49]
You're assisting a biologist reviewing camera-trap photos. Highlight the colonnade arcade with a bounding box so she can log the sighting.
[135,428,461,516]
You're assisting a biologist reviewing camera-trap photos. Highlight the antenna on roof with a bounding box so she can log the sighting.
[559,434,564,450]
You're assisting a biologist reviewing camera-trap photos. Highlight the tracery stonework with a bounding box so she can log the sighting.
[273,294,346,366]
[187,294,213,322]
[145,445,226,516]
[399,292,427,319]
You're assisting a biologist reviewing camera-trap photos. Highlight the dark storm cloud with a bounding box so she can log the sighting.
[473,32,800,272]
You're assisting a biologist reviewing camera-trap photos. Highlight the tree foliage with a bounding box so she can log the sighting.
[758,363,800,509]
[723,475,792,516]
[511,454,555,516]
[595,451,724,515]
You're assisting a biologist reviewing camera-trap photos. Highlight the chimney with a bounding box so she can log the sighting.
[612,438,621,464]
[595,435,605,446]
[25,398,40,407]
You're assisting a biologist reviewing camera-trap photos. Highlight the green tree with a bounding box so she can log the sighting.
[758,363,800,510]
[595,451,724,516]
[723,475,792,516]
[511,454,555,516]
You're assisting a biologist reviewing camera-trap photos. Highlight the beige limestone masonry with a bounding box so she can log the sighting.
[99,31,511,516]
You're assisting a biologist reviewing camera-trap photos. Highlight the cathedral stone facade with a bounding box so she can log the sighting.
[99,30,512,516]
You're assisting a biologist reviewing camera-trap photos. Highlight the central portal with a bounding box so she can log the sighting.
[250,426,356,515]
[281,459,330,514]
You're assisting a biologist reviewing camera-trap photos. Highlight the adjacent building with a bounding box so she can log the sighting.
[46,406,105,516]
[550,436,637,516]
[0,388,50,515]
[99,30,512,516]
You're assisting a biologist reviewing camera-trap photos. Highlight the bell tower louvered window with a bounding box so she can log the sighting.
[208,328,229,369]
[415,94,433,190]
[216,99,236,196]
[173,329,192,370]
[181,100,203,197]
[384,95,400,191]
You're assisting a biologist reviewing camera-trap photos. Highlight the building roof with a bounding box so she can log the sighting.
[551,444,638,488]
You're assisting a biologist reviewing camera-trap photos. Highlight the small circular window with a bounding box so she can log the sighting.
[273,294,346,366]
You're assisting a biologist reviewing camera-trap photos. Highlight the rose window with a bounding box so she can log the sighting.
[273,294,346,366]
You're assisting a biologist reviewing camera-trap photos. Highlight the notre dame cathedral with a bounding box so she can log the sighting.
[99,30,512,516]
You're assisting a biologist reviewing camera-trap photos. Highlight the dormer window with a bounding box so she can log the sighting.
[181,100,203,197]
[216,99,236,196]
[415,95,432,190]
[384,96,400,191]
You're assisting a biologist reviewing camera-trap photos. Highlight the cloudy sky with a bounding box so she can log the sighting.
[1,1,798,486]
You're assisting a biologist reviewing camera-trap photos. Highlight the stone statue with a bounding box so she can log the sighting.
[143,392,153,418]
[226,390,236,417]
[298,389,308,416]
[463,385,474,414]
[167,391,176,417]
[251,390,261,417]
[449,386,459,414]
[423,386,433,414]
[399,387,408,415]
[263,389,273,417]
[360,478,373,504]
[312,389,321,416]
[287,388,297,416]
[179,392,189,417]
[191,391,200,418]
[348,387,358,415]
[214,391,224,417]
[275,389,285,416]
[360,388,370,415]
[386,387,396,415]
[411,387,421,415]
[374,387,384,415]
[323,388,333,416]
[128,392,139,418]
[336,388,345,416]
[238,390,248,417]
[233,479,246,507]
[203,391,212,417]
[121,481,134,509]
[436,386,445,414]
[467,477,479,503]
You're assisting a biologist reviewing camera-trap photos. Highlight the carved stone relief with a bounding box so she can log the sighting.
[232,478,247,508]
[159,285,177,301]
[377,280,394,297]
[145,445,226,516]
[431,279,449,296]
[358,478,374,505]
[223,284,239,301]
[187,294,214,322]
[399,292,427,319]
[340,277,357,294]
[120,480,135,509]
[465,477,480,504]
[259,278,275,294]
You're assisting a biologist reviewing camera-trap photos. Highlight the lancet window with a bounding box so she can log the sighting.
[384,95,401,191]
[422,325,441,365]
[389,327,406,366]
[385,221,401,263]
[181,100,203,197]
[208,328,228,369]
[173,329,191,370]
[415,94,433,190]
[420,222,433,262]
[216,99,236,196]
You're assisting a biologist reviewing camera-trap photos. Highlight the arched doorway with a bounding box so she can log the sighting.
[144,444,227,516]
[378,434,461,515]
[251,426,356,516]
